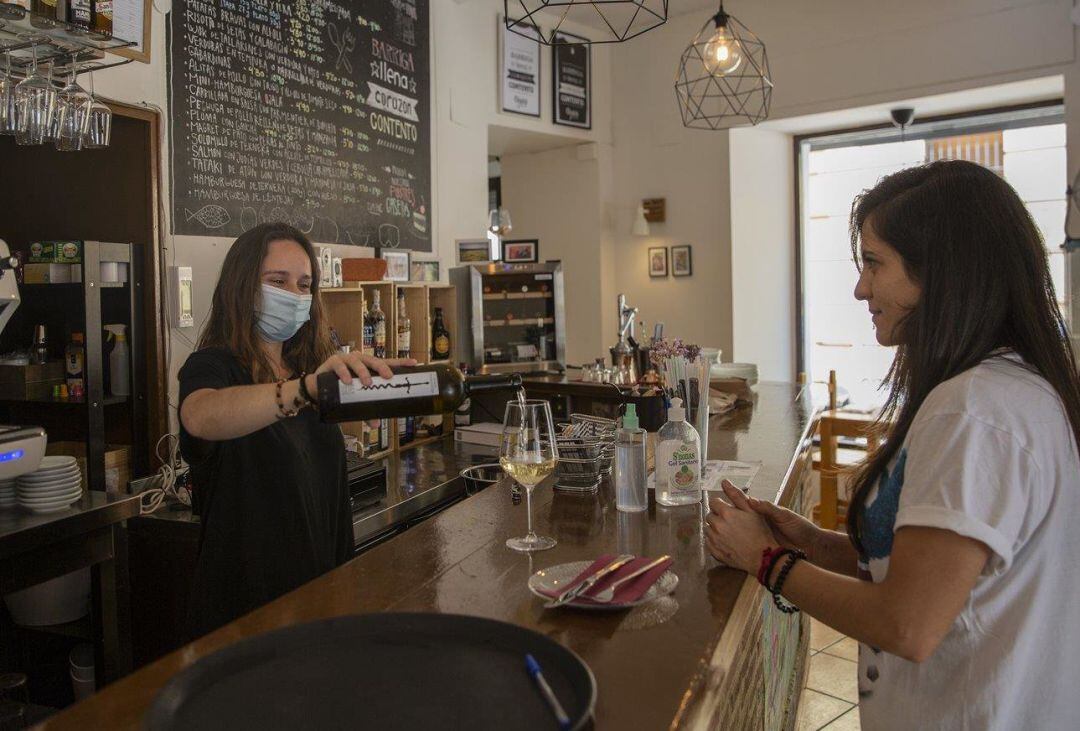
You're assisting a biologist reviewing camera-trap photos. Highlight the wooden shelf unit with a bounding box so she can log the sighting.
[321,281,458,459]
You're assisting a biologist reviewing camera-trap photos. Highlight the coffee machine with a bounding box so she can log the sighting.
[0,239,47,479]
[609,294,642,384]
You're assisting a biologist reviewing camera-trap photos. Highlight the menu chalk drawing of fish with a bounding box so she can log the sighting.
[185,205,231,229]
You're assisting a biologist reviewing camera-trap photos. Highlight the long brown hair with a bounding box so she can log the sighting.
[198,223,335,383]
[847,160,1080,555]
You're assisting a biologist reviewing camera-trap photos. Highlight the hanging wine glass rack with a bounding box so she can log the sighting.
[0,7,135,80]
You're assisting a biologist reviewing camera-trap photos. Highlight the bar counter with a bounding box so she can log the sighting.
[40,382,818,730]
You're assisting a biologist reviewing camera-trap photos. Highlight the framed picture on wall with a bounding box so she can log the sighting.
[502,239,539,263]
[648,247,668,278]
[457,238,494,264]
[552,31,591,129]
[671,245,693,277]
[410,260,440,282]
[381,250,411,282]
[500,17,541,117]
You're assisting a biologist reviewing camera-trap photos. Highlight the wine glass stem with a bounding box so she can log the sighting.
[525,485,536,543]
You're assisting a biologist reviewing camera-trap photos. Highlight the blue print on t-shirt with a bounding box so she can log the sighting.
[862,448,907,560]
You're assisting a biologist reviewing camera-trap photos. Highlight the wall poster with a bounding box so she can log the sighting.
[169,0,432,251]
[500,18,541,117]
[552,31,590,129]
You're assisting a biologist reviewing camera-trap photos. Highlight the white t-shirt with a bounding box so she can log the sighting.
[856,353,1080,730]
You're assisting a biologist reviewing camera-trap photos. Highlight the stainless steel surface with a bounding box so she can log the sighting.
[0,491,140,560]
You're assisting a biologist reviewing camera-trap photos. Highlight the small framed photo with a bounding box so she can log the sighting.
[457,238,494,264]
[502,238,538,264]
[648,247,668,278]
[410,260,440,282]
[671,245,693,277]
[381,250,410,282]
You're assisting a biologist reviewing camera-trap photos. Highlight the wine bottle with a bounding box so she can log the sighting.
[0,2,31,21]
[316,364,521,423]
[396,289,411,359]
[29,0,58,27]
[91,0,111,36]
[370,290,387,358]
[431,306,451,361]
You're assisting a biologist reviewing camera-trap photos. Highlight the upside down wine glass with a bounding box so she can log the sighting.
[500,398,558,552]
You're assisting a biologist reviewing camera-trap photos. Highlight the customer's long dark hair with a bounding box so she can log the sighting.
[847,160,1080,555]
[198,223,334,383]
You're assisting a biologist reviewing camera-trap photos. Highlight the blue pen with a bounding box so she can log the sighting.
[525,653,571,730]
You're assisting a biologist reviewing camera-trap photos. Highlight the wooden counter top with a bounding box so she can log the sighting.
[40,383,818,730]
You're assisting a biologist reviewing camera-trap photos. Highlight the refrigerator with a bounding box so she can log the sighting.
[450,262,566,374]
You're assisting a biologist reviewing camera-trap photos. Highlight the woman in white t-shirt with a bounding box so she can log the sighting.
[705,159,1080,730]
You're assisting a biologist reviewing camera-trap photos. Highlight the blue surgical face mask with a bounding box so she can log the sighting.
[256,283,312,342]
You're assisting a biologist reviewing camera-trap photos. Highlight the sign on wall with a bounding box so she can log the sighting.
[500,19,541,117]
[169,0,432,251]
[552,31,590,129]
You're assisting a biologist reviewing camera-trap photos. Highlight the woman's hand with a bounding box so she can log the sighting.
[741,492,823,558]
[705,481,779,573]
[304,352,417,395]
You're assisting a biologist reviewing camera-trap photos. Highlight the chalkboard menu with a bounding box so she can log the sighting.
[553,31,590,129]
[169,0,432,251]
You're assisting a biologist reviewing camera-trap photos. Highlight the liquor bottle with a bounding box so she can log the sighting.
[454,362,472,427]
[91,0,111,36]
[68,0,91,28]
[396,289,411,359]
[32,324,48,365]
[316,364,521,423]
[370,290,387,358]
[362,299,375,353]
[29,0,58,27]
[65,332,85,393]
[430,307,451,361]
[0,1,30,20]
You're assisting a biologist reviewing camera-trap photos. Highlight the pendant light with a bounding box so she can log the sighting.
[505,0,668,45]
[675,2,772,130]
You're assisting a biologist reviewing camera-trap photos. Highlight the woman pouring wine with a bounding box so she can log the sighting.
[178,222,413,638]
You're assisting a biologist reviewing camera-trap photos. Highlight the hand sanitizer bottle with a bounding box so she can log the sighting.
[655,398,702,506]
[615,404,647,513]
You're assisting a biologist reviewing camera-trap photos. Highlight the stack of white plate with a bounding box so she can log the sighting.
[0,479,15,509]
[16,456,83,514]
[710,362,759,386]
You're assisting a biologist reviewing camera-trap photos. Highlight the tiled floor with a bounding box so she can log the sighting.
[796,618,861,730]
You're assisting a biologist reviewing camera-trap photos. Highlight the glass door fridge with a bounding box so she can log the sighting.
[450,262,565,374]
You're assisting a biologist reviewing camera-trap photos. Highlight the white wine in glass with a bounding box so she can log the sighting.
[501,399,558,552]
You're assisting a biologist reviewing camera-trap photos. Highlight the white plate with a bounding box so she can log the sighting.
[37,456,78,470]
[18,474,81,488]
[18,486,82,501]
[19,465,81,482]
[527,560,679,611]
[18,482,81,496]
[18,490,82,505]
[23,501,78,515]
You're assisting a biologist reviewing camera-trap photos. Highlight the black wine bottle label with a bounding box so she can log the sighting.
[338,371,439,405]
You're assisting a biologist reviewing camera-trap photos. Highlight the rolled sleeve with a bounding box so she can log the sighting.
[895,412,1042,576]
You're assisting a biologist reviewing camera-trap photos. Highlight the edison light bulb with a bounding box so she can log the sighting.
[703,24,743,75]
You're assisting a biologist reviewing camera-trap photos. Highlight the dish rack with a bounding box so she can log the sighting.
[554,414,616,493]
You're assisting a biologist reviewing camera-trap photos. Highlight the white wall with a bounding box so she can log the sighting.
[500,144,607,365]
[729,128,795,380]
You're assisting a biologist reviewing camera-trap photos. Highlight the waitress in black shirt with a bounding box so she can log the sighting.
[178,222,411,638]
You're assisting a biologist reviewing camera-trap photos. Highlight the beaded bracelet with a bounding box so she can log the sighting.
[274,378,305,419]
[757,546,786,586]
[770,550,805,614]
[297,371,318,410]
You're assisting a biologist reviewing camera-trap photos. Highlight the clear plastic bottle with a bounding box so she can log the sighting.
[655,397,702,506]
[615,404,647,512]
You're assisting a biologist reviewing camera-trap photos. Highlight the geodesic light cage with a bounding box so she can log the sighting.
[505,0,668,45]
[675,6,772,129]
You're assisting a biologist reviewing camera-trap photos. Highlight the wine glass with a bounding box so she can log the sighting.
[500,399,558,552]
[82,71,111,149]
[0,53,17,136]
[14,47,55,146]
[53,59,91,151]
